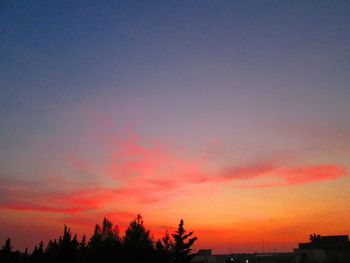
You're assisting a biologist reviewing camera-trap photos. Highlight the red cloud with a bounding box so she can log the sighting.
[217,163,276,181]
[282,165,346,184]
[0,203,86,214]
[237,165,347,188]
[0,137,347,215]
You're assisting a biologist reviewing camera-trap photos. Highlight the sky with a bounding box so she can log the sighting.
[0,0,350,254]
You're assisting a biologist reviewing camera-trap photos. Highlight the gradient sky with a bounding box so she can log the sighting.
[1,0,350,254]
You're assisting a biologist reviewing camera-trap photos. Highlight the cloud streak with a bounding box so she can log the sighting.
[0,136,347,216]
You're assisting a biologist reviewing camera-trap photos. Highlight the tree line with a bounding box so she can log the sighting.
[0,214,197,263]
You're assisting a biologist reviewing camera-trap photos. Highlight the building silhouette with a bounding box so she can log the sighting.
[294,235,350,263]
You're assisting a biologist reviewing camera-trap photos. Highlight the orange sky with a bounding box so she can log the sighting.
[0,134,349,253]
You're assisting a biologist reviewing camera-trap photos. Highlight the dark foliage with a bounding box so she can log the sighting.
[172,219,198,263]
[309,233,321,243]
[123,214,154,263]
[155,230,173,263]
[88,217,121,263]
[0,215,197,263]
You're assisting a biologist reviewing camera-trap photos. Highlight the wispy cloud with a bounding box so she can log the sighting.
[0,136,347,216]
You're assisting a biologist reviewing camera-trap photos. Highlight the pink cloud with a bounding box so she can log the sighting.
[281,165,346,184]
[237,165,347,188]
[0,136,347,215]
[217,163,276,181]
[0,204,86,214]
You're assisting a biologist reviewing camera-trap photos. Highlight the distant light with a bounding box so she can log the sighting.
[246,260,249,263]
[230,258,234,261]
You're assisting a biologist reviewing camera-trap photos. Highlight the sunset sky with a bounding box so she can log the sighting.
[1,0,350,253]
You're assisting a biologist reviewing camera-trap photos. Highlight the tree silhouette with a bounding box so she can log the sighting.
[123,214,154,263]
[172,219,197,263]
[57,225,79,262]
[0,238,13,263]
[77,235,87,263]
[309,233,321,243]
[309,233,322,249]
[0,214,199,263]
[2,238,13,252]
[23,248,29,263]
[45,239,59,263]
[156,230,173,263]
[31,241,44,263]
[79,235,87,251]
[88,217,121,263]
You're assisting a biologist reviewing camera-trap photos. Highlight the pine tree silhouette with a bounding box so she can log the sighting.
[31,241,44,263]
[0,238,13,263]
[57,225,78,262]
[88,217,121,263]
[2,238,13,252]
[172,219,197,263]
[123,214,154,263]
[45,239,59,263]
[0,214,199,263]
[77,235,87,263]
[156,230,173,263]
